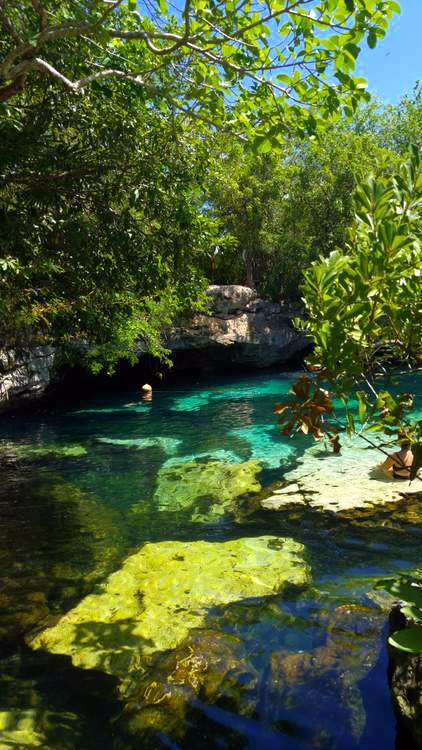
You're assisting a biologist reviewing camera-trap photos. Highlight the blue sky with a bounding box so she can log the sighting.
[356,0,422,103]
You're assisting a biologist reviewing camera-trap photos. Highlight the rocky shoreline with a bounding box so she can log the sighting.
[0,285,309,414]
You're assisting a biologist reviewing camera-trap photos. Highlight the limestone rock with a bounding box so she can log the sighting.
[165,285,309,368]
[206,285,257,314]
[27,536,310,687]
[261,436,421,514]
[0,346,55,412]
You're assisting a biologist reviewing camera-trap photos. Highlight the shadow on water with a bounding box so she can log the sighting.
[0,644,120,750]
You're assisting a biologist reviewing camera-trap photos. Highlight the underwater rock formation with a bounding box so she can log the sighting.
[165,285,309,369]
[153,458,262,521]
[265,603,385,745]
[97,436,182,455]
[261,436,421,513]
[118,628,258,744]
[0,441,88,461]
[228,424,296,469]
[28,536,310,691]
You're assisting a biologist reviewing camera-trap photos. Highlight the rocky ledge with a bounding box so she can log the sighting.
[165,285,310,368]
[260,435,421,514]
[0,287,308,412]
[0,346,55,413]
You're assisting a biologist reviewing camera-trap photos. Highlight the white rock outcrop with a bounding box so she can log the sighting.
[166,285,309,368]
[0,346,55,413]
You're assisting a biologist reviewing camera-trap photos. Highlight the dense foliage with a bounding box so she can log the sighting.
[0,83,215,370]
[207,126,397,300]
[275,147,422,469]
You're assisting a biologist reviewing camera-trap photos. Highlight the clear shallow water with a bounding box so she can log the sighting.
[0,370,421,750]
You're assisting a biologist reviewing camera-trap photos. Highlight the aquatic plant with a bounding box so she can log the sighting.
[376,576,422,653]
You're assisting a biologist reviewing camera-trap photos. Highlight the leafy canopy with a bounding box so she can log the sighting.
[0,0,400,143]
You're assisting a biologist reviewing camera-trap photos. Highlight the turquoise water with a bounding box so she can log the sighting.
[0,370,421,749]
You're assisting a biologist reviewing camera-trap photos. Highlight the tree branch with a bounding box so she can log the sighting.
[0,1,22,44]
[31,0,48,33]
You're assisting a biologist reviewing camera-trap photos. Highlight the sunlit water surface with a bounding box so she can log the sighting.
[0,370,421,750]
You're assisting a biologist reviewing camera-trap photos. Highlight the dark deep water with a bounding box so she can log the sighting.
[0,369,421,749]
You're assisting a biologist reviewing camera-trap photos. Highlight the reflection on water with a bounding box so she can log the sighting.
[0,370,421,749]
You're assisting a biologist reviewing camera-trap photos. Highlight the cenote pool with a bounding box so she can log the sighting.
[0,370,421,750]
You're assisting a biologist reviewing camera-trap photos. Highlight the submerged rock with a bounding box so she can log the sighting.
[228,424,296,469]
[0,345,55,413]
[0,708,83,749]
[153,458,262,521]
[0,473,123,642]
[265,603,385,745]
[261,437,421,514]
[28,536,310,690]
[0,442,88,461]
[119,628,258,743]
[97,436,182,455]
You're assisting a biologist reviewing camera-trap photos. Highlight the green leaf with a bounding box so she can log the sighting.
[389,626,422,654]
[356,390,367,424]
[367,29,377,49]
[410,443,422,481]
[401,605,422,623]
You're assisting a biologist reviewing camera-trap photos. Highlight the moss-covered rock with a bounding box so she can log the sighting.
[153,458,262,521]
[28,536,310,689]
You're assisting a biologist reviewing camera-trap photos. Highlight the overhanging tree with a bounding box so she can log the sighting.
[0,0,400,143]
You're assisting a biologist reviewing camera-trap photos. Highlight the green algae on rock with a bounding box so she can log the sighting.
[0,708,84,750]
[153,458,262,520]
[28,536,310,686]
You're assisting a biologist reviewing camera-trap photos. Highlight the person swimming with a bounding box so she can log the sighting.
[378,439,414,480]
